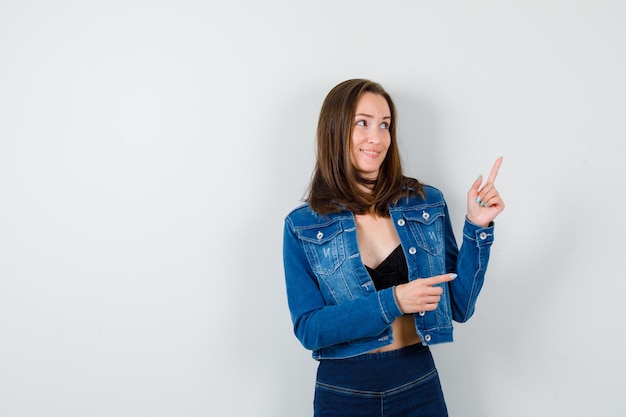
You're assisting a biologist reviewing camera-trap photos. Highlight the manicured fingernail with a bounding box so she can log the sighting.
[476,175,482,181]
[476,196,482,204]
[450,273,457,279]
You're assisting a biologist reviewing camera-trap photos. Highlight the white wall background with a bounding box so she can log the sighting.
[1,1,625,416]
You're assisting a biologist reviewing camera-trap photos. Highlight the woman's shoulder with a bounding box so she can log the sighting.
[285,203,313,220]
[420,183,444,199]
[396,182,445,207]
[284,203,347,228]
[404,179,444,198]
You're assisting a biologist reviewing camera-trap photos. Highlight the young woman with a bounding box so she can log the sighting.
[283,79,504,416]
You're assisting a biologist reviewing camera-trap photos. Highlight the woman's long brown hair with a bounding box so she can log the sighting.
[306,79,423,216]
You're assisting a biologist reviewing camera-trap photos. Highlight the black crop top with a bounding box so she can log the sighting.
[365,245,409,291]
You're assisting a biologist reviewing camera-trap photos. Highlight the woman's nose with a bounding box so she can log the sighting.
[367,129,382,143]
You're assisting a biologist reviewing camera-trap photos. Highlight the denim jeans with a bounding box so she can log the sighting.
[314,344,448,417]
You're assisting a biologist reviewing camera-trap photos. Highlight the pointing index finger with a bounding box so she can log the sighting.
[427,273,457,286]
[486,156,503,184]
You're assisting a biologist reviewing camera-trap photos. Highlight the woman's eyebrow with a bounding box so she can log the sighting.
[355,113,391,119]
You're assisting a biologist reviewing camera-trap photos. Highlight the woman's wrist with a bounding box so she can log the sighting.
[465,215,491,228]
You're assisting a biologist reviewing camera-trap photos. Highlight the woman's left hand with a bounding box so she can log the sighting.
[466,156,505,227]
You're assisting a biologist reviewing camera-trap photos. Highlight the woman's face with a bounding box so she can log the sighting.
[350,92,391,181]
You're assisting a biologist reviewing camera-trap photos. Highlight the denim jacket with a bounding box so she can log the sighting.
[283,185,495,360]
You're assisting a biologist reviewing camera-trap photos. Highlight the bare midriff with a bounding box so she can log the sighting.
[368,314,422,353]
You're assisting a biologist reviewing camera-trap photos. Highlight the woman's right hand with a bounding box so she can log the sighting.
[393,274,457,314]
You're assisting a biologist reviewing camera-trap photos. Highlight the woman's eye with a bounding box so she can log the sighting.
[380,122,390,129]
[355,120,366,127]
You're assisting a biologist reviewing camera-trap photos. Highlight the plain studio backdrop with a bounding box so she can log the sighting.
[1,1,625,416]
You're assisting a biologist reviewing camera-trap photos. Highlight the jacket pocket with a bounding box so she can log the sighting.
[403,206,445,256]
[298,220,345,276]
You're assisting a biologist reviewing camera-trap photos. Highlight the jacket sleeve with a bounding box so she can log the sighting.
[283,218,403,352]
[444,202,495,323]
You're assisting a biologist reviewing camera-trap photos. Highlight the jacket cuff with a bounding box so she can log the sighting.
[463,218,495,247]
[377,287,403,323]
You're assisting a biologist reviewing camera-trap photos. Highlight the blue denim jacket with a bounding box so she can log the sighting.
[283,185,495,360]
